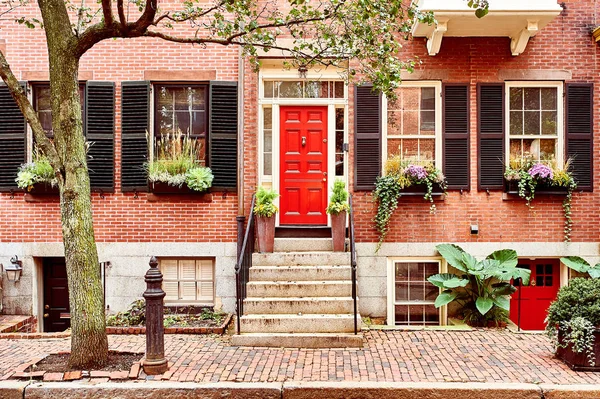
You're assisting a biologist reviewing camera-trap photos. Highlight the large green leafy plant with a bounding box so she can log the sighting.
[546,278,600,366]
[428,244,530,326]
[560,257,600,279]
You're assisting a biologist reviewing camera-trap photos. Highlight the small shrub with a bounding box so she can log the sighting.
[106,299,146,327]
[253,186,278,217]
[326,179,350,215]
[15,153,57,190]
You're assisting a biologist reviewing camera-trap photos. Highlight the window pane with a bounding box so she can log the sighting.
[545,264,553,274]
[524,111,540,135]
[409,283,425,301]
[278,81,303,98]
[540,139,556,160]
[263,107,273,176]
[425,285,438,301]
[335,154,344,176]
[395,305,409,325]
[541,111,557,135]
[402,111,419,135]
[395,282,409,301]
[524,88,540,110]
[420,111,435,133]
[510,88,523,110]
[336,108,344,130]
[264,107,272,130]
[545,276,553,287]
[334,82,344,98]
[264,81,274,98]
[510,111,523,135]
[536,264,544,274]
[156,86,206,137]
[424,305,439,324]
[510,139,523,160]
[305,81,329,98]
[395,263,409,280]
[387,111,402,135]
[420,87,435,110]
[408,263,422,281]
[408,305,425,324]
[541,88,557,110]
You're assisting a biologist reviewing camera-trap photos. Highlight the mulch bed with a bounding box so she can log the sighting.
[26,351,141,373]
[107,313,232,335]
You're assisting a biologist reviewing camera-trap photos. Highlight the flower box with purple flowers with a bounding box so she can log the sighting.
[504,163,569,196]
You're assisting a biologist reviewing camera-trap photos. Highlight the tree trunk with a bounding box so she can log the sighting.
[39,0,108,369]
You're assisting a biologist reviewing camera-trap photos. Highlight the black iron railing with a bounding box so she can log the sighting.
[349,195,358,335]
[235,194,256,335]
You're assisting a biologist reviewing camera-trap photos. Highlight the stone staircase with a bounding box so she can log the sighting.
[231,238,363,348]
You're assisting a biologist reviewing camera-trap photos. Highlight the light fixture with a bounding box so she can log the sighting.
[470,224,479,235]
[4,256,23,282]
[298,65,308,79]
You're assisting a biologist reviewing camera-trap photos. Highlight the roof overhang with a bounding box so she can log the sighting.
[412,0,563,56]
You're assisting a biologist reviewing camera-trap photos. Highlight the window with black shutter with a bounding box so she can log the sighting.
[566,83,593,191]
[86,81,115,192]
[121,81,150,192]
[443,84,470,190]
[477,84,504,190]
[209,81,238,190]
[0,83,26,191]
[354,85,381,190]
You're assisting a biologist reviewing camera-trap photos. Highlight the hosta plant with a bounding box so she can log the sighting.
[504,156,577,241]
[373,157,446,250]
[428,244,530,326]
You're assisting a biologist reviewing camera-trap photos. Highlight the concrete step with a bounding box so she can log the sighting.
[239,314,359,334]
[249,265,352,282]
[274,238,333,252]
[243,297,356,314]
[252,252,350,267]
[231,332,363,348]
[246,281,352,298]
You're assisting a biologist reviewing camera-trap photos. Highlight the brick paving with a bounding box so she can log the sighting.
[1,330,600,384]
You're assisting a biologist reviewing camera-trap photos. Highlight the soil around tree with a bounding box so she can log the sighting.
[27,351,142,372]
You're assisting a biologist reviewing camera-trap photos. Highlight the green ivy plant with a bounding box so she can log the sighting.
[546,278,600,366]
[373,158,447,250]
[504,157,577,242]
[326,179,350,215]
[253,186,279,218]
[428,244,530,326]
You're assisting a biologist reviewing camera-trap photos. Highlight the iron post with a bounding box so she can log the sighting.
[142,256,169,375]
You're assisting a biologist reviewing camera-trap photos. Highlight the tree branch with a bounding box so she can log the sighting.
[116,0,126,27]
[132,0,157,32]
[101,0,113,27]
[0,50,62,176]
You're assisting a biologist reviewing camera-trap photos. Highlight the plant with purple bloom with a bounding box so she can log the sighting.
[528,163,553,180]
[404,165,428,180]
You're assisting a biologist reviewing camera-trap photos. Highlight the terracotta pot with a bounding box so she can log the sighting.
[256,216,275,253]
[330,211,347,252]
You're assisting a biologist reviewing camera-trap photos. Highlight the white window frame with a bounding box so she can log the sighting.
[386,257,447,327]
[504,81,564,167]
[159,258,215,306]
[382,80,443,168]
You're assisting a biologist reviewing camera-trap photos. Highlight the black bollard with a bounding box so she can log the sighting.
[142,256,169,375]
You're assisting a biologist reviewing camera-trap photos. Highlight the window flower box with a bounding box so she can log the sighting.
[399,182,446,197]
[503,180,569,196]
[148,181,208,195]
[556,328,600,371]
[25,183,59,195]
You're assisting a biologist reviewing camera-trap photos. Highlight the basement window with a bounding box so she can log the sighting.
[160,259,214,305]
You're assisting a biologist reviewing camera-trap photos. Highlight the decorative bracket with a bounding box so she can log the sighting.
[510,20,539,56]
[426,18,448,56]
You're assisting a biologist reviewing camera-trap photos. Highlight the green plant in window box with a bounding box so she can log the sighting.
[15,150,58,191]
[427,244,530,327]
[373,156,447,250]
[504,156,577,242]
[146,131,213,192]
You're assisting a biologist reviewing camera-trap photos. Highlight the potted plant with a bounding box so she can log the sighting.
[326,179,350,252]
[16,152,59,194]
[253,186,278,253]
[504,156,577,241]
[428,244,530,327]
[373,156,447,250]
[546,277,600,371]
[146,131,213,194]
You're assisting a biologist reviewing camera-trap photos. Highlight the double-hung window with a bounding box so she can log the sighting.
[506,82,563,166]
[32,84,85,141]
[383,81,442,167]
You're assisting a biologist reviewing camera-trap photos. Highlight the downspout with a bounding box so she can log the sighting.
[236,46,246,259]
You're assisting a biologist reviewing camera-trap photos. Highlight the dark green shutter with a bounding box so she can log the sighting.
[566,83,593,191]
[0,83,26,191]
[477,84,504,190]
[354,85,381,191]
[121,81,150,192]
[443,84,470,190]
[86,81,115,192]
[209,81,238,191]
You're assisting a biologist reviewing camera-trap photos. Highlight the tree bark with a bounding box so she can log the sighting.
[38,0,108,368]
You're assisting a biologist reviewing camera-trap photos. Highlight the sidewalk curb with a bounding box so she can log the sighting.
[0,380,599,398]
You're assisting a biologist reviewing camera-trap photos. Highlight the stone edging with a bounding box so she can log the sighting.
[1,381,600,399]
[0,314,231,339]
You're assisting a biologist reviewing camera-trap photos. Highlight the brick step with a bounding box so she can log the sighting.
[243,297,356,314]
[252,252,350,267]
[231,332,363,348]
[246,281,352,298]
[249,265,352,282]
[239,314,359,334]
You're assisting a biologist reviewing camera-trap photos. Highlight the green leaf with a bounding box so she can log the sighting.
[561,256,590,274]
[475,8,489,18]
[487,249,518,269]
[434,290,457,308]
[588,265,600,279]
[491,282,517,296]
[427,273,469,289]
[492,296,510,311]
[435,244,467,272]
[476,297,494,315]
[461,252,479,271]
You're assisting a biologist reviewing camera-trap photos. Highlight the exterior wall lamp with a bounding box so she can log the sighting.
[2,256,23,283]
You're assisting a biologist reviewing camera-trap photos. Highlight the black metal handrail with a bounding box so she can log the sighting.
[349,194,358,335]
[235,194,256,335]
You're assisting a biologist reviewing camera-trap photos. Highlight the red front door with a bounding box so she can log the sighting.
[279,106,328,225]
[509,260,560,330]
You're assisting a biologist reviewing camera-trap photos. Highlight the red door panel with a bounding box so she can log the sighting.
[280,106,328,225]
[509,260,560,331]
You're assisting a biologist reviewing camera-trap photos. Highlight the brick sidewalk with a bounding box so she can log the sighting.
[1,330,599,385]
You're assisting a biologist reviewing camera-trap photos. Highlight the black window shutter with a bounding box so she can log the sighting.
[477,84,504,190]
[209,81,238,191]
[443,84,470,190]
[86,81,115,192]
[566,83,593,191]
[121,81,150,192]
[354,85,381,190]
[0,83,27,192]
